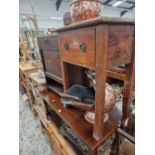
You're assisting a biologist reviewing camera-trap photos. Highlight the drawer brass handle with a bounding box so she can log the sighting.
[64,42,69,50]
[80,42,87,52]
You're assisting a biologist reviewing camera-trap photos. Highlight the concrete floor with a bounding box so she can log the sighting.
[19,95,52,155]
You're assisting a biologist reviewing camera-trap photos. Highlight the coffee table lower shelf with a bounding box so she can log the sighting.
[41,89,120,153]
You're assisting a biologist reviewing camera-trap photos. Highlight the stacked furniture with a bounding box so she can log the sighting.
[38,34,81,154]
[38,16,135,155]
[19,61,41,113]
[29,72,46,115]
[38,34,63,94]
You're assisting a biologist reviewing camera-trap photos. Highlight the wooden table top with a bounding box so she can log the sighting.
[41,89,121,151]
[51,16,134,33]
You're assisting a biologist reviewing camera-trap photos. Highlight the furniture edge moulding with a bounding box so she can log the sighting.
[52,16,134,33]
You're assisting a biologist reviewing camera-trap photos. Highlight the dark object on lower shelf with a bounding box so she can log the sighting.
[61,84,95,104]
[61,99,95,111]
[41,89,121,153]
[60,84,95,110]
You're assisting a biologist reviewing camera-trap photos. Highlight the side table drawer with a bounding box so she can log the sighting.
[59,29,95,68]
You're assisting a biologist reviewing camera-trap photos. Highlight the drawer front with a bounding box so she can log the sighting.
[59,29,95,68]
[38,36,59,52]
[42,51,62,78]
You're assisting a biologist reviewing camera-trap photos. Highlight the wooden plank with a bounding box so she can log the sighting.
[93,25,109,141]
[107,69,126,81]
[19,61,41,72]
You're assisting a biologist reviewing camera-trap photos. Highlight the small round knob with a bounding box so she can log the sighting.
[64,42,69,50]
[80,42,87,52]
